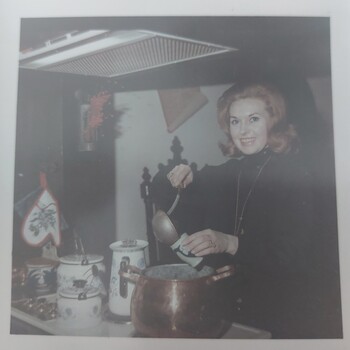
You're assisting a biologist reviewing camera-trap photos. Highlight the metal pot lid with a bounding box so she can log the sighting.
[109,239,148,252]
[59,282,100,299]
[143,264,215,281]
[59,254,103,265]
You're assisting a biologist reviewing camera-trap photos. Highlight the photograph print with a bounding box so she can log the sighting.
[10,16,342,339]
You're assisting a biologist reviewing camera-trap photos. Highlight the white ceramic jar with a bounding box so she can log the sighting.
[57,281,102,329]
[109,240,148,317]
[57,254,106,295]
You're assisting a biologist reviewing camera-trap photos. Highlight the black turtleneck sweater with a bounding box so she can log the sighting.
[151,149,336,338]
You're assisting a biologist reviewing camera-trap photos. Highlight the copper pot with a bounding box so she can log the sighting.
[119,264,235,338]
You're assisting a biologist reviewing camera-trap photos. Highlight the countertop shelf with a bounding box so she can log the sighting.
[11,294,271,339]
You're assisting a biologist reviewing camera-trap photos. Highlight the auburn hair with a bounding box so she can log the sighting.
[217,81,299,156]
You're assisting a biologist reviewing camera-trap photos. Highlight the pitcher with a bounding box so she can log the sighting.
[108,239,148,320]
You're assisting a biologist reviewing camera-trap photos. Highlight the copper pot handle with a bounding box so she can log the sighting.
[118,265,142,284]
[206,265,235,284]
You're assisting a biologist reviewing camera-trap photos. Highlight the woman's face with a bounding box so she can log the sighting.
[229,98,272,155]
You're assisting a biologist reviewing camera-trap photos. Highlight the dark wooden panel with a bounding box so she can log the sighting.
[13,70,64,264]
[13,71,116,273]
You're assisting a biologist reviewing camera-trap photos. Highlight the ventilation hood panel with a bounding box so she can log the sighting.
[19,30,237,78]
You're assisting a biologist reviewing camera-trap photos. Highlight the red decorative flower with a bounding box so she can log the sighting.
[86,91,111,133]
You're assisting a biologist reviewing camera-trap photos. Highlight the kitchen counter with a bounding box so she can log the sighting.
[11,294,271,338]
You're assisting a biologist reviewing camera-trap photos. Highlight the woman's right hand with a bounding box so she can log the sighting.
[167,164,193,189]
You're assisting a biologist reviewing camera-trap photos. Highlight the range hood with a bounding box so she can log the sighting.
[19,30,237,78]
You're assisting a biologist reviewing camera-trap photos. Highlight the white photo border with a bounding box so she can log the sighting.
[1,1,349,350]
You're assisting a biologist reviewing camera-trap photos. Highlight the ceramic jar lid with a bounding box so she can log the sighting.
[59,254,103,265]
[109,239,148,252]
[59,280,100,299]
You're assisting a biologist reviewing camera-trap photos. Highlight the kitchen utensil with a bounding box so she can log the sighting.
[73,229,89,264]
[57,254,106,295]
[150,187,181,244]
[151,210,203,268]
[119,263,235,338]
[57,279,102,329]
[108,239,148,319]
[166,188,181,215]
[151,210,179,245]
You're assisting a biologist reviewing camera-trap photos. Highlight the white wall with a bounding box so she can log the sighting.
[114,85,230,242]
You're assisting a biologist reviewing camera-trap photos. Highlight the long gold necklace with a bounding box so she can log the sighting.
[233,155,272,236]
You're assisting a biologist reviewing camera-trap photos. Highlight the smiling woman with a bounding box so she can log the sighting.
[152,79,341,338]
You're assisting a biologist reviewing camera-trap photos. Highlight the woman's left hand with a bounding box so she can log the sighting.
[181,229,239,256]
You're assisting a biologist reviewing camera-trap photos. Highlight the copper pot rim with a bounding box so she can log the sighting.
[121,263,235,284]
[143,264,214,282]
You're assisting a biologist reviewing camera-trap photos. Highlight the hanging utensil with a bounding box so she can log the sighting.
[73,229,89,265]
[166,188,181,216]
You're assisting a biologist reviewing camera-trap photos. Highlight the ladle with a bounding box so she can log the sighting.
[151,210,179,245]
[166,188,181,216]
[151,188,181,245]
